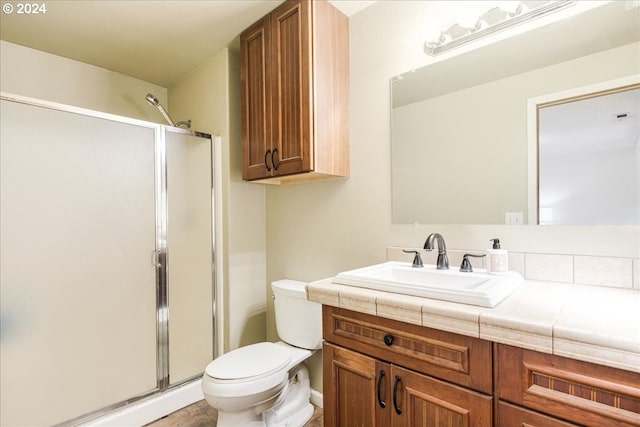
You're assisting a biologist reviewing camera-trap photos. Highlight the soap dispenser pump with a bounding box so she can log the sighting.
[487,238,508,274]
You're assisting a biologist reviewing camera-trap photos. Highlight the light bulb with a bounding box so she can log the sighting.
[497,1,520,15]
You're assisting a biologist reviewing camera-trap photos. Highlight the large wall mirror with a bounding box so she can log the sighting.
[391,1,640,225]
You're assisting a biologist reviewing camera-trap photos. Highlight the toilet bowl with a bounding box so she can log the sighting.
[202,280,322,427]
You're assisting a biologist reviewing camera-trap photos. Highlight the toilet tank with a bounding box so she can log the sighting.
[271,280,322,350]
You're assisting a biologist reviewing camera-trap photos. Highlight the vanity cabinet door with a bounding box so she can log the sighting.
[324,342,493,427]
[323,343,391,427]
[391,366,492,427]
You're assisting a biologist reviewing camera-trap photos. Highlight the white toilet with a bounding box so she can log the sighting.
[202,280,322,427]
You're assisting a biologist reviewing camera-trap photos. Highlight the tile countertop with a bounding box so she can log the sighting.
[307,277,640,374]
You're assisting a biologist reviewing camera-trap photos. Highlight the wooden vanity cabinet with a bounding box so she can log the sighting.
[240,0,349,184]
[322,305,640,426]
[323,306,493,427]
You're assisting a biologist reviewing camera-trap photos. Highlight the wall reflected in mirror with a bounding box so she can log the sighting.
[390,1,640,225]
[538,85,640,225]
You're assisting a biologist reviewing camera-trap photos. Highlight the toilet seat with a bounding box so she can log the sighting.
[206,342,292,382]
[203,342,293,398]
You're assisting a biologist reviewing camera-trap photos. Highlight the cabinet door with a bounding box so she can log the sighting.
[241,16,272,180]
[391,366,493,427]
[324,343,391,427]
[270,0,312,176]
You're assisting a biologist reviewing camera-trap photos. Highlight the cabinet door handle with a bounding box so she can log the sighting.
[383,334,394,346]
[272,148,279,171]
[264,149,272,172]
[393,375,402,415]
[376,369,386,409]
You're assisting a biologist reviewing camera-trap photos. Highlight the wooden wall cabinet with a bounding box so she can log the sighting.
[323,306,493,427]
[240,0,349,184]
[322,306,640,426]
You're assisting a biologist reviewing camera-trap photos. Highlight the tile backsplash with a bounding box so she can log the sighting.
[525,253,574,283]
[388,247,639,290]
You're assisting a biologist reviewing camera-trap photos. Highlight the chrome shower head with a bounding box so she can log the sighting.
[144,93,192,128]
[144,93,175,127]
[145,93,160,107]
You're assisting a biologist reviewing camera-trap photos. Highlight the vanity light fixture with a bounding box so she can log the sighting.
[424,0,576,56]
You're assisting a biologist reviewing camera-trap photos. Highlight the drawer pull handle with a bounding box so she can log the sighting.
[384,334,394,346]
[376,369,386,408]
[393,375,402,415]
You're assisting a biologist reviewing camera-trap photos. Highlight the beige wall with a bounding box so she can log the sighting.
[168,48,267,354]
[0,40,166,122]
[265,1,640,391]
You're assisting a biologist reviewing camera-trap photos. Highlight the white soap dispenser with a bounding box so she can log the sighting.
[487,238,508,274]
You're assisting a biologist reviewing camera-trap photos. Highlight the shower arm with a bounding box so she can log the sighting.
[175,120,192,129]
[155,103,176,127]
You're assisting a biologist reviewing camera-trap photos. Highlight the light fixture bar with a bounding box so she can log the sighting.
[424,1,576,56]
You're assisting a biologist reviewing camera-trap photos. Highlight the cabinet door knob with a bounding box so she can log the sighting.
[264,149,272,172]
[376,369,386,409]
[393,375,402,415]
[384,334,394,346]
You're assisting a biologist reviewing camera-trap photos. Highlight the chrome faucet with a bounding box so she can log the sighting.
[423,233,449,270]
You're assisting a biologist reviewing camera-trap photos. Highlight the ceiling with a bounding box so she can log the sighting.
[0,0,375,87]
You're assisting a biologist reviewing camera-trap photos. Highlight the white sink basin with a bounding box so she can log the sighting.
[332,261,523,307]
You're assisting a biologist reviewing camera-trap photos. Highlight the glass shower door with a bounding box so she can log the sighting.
[1,96,217,426]
[0,100,158,426]
[165,129,214,385]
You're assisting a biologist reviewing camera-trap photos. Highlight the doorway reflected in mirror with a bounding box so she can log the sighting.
[537,85,640,225]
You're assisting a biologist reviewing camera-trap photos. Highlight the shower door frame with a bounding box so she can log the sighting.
[0,92,218,426]
[155,124,218,390]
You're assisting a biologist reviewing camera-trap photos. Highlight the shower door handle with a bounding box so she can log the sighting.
[152,250,162,267]
[264,149,272,172]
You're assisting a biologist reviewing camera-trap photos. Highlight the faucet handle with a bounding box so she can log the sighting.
[402,250,423,268]
[460,253,486,272]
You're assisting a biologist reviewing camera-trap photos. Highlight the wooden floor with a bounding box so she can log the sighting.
[144,399,323,427]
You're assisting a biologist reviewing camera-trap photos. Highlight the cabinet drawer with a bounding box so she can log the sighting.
[498,401,579,426]
[498,344,640,427]
[323,305,492,394]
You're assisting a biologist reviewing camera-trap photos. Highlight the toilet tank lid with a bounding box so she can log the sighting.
[271,279,307,298]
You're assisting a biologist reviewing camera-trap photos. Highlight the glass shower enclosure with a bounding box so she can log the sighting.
[0,93,216,426]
